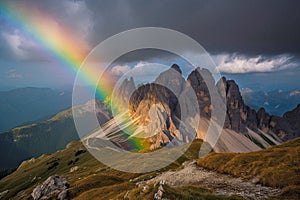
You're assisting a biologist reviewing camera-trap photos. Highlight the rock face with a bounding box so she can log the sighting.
[187,67,213,118]
[221,78,258,133]
[215,76,299,141]
[268,104,300,141]
[257,108,271,132]
[284,104,300,137]
[128,82,195,150]
[31,175,69,200]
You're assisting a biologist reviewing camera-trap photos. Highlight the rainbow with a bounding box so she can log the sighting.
[0,1,147,151]
[0,1,115,99]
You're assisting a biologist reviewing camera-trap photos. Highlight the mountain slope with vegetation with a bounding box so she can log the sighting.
[0,138,298,199]
[0,139,204,199]
[0,87,73,132]
[0,100,111,170]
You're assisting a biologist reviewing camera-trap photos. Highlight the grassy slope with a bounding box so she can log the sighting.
[1,138,299,199]
[197,138,300,199]
[0,107,78,170]
[1,139,225,200]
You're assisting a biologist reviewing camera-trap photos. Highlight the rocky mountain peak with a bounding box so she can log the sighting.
[155,64,186,96]
[224,79,248,133]
[226,80,243,103]
[170,64,182,74]
[186,67,213,117]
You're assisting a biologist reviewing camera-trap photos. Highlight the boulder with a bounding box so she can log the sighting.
[31,175,69,200]
[0,190,9,199]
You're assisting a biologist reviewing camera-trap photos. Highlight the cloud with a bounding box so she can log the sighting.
[1,29,52,61]
[84,0,300,55]
[6,69,23,79]
[110,64,131,76]
[111,54,299,77]
[111,61,170,84]
[1,0,300,63]
[111,61,164,77]
[2,30,32,60]
[0,0,93,61]
[214,54,298,74]
[54,0,93,44]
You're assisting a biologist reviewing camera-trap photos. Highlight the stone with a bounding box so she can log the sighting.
[57,190,69,200]
[0,190,9,199]
[70,166,79,173]
[31,175,69,200]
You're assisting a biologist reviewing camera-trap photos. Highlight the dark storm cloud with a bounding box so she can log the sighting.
[1,0,300,62]
[1,0,300,57]
[0,0,299,89]
[82,0,300,55]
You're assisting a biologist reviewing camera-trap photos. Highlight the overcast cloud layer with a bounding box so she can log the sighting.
[1,0,300,56]
[0,0,300,89]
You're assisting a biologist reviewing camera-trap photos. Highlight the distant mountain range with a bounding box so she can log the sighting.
[0,86,95,133]
[0,100,111,170]
[241,88,300,116]
[0,87,72,132]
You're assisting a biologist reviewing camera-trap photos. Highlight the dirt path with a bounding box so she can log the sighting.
[146,161,281,200]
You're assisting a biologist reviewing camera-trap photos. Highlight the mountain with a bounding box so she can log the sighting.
[220,78,300,142]
[0,87,72,132]
[241,89,300,116]
[93,65,293,153]
[0,100,111,170]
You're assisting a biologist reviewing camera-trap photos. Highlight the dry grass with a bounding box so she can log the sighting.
[197,138,300,199]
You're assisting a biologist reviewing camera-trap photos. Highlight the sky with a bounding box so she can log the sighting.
[0,0,299,91]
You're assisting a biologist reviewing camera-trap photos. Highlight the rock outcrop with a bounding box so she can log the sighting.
[187,67,213,118]
[0,190,9,199]
[216,76,299,141]
[31,175,69,200]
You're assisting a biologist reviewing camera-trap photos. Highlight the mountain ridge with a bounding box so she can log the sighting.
[0,87,72,132]
[110,65,299,152]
